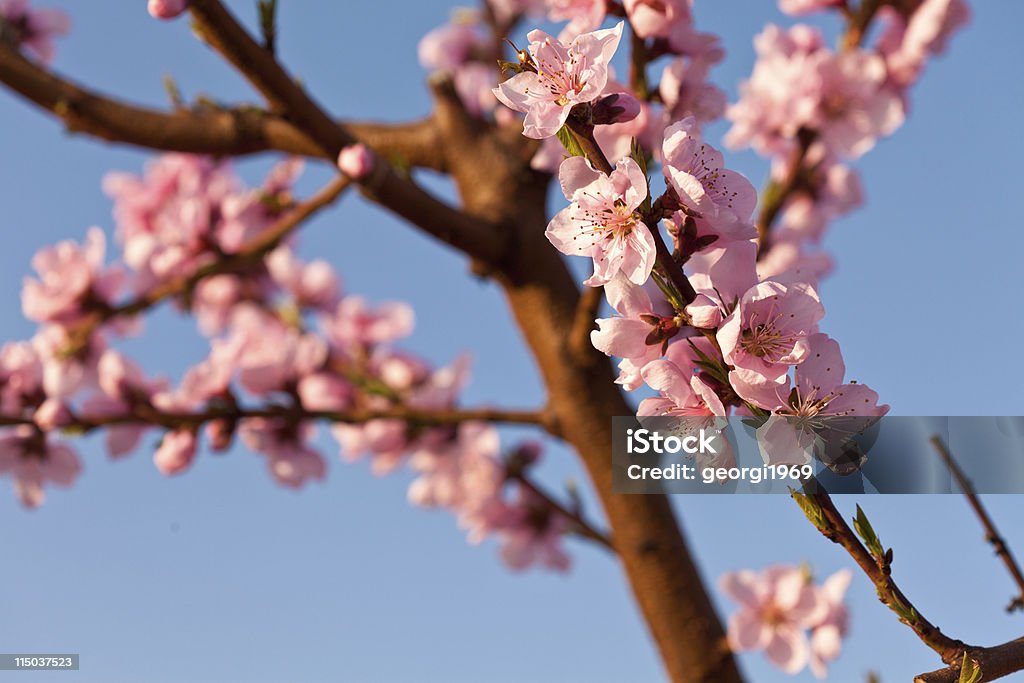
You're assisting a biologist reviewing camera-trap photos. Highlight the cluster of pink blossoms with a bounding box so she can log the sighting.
[0,150,574,572]
[728,0,969,279]
[419,1,726,172]
[490,0,971,434]
[720,565,852,678]
[484,0,968,669]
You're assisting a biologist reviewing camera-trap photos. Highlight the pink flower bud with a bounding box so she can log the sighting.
[148,0,190,20]
[591,92,642,125]
[154,430,197,476]
[337,144,375,180]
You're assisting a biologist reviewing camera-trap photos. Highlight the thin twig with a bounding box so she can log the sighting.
[930,436,1024,613]
[0,404,556,432]
[63,174,352,346]
[509,470,615,551]
[795,487,965,663]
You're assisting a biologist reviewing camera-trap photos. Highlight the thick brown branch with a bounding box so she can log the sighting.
[915,638,1024,683]
[930,436,1024,613]
[569,286,604,362]
[186,0,504,266]
[0,43,441,166]
[0,42,316,154]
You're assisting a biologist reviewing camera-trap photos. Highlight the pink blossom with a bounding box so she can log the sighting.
[31,326,106,400]
[755,238,834,289]
[686,240,759,319]
[324,297,415,351]
[417,13,484,71]
[809,569,852,678]
[718,281,824,401]
[814,48,904,158]
[104,155,299,291]
[32,398,71,431]
[154,430,198,476]
[591,273,675,390]
[719,565,827,674]
[406,354,471,410]
[103,155,236,290]
[637,340,735,472]
[191,274,249,335]
[546,155,655,287]
[265,247,341,311]
[22,228,121,326]
[493,23,623,139]
[624,0,688,39]
[660,53,727,127]
[495,487,571,571]
[662,117,757,241]
[407,422,503,515]
[737,333,889,416]
[337,143,375,180]
[453,62,501,118]
[775,154,862,244]
[877,0,970,88]
[334,418,410,474]
[638,344,726,419]
[296,372,352,413]
[229,307,327,397]
[778,0,842,15]
[726,25,828,155]
[0,341,43,415]
[0,0,70,63]
[239,418,325,488]
[544,0,606,40]
[489,0,544,23]
[371,351,431,392]
[531,82,659,174]
[148,0,189,19]
[0,425,81,507]
[80,350,166,458]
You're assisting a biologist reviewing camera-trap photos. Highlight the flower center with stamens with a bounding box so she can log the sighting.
[741,322,788,359]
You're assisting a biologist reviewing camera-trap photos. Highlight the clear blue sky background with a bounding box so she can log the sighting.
[1,1,1023,682]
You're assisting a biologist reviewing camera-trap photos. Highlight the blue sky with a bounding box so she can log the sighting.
[1,1,1023,681]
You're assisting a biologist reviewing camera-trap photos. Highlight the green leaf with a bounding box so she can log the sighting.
[889,592,918,625]
[556,125,587,159]
[853,504,885,560]
[790,488,828,532]
[959,651,983,683]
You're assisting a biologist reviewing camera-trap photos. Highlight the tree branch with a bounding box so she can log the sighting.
[796,488,966,663]
[0,404,555,432]
[930,436,1024,613]
[186,0,505,267]
[0,40,502,268]
[508,469,614,551]
[0,43,441,166]
[59,174,351,350]
[915,638,1024,683]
